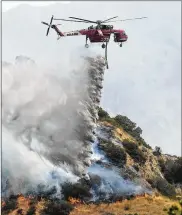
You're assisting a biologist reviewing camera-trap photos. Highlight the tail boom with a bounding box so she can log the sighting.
[52,27,87,37]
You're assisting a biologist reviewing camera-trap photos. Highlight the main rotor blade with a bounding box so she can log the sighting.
[101,16,118,23]
[69,16,97,24]
[105,16,148,23]
[41,21,49,26]
[46,15,54,36]
[54,18,90,23]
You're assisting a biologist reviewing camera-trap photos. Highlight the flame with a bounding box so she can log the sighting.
[135,193,149,199]
[68,197,82,205]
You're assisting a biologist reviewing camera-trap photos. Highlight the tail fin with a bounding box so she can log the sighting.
[52,25,64,37]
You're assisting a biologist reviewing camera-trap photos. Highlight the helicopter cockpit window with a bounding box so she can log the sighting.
[102,25,107,29]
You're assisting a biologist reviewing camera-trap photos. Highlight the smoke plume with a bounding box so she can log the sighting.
[2,54,105,198]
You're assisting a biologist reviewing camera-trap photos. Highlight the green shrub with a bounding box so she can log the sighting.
[42,200,74,215]
[98,107,110,119]
[153,146,162,156]
[103,117,120,127]
[170,205,179,211]
[164,158,182,184]
[98,138,127,167]
[61,182,92,201]
[125,131,151,149]
[137,137,152,149]
[179,199,182,206]
[122,140,147,164]
[124,203,131,210]
[2,198,18,214]
[26,205,36,215]
[114,115,136,132]
[168,204,181,215]
[158,157,182,184]
[148,176,176,197]
[158,157,166,172]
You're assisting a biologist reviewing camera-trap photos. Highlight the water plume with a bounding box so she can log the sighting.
[2,54,106,197]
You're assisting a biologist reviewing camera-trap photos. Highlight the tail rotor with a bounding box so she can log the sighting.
[41,15,54,36]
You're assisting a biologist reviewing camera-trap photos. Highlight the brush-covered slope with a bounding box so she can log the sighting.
[97,107,182,198]
[1,188,182,215]
[2,107,182,215]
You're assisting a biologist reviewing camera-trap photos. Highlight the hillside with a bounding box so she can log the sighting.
[97,107,182,198]
[1,194,182,215]
[2,107,182,215]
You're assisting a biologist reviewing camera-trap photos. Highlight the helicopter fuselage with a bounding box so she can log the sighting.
[52,24,128,43]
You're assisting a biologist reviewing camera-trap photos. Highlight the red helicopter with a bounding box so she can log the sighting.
[41,16,147,69]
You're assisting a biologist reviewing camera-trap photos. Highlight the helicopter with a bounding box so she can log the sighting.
[41,16,147,69]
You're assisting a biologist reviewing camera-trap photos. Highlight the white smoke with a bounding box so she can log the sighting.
[88,132,152,201]
[2,54,106,197]
[2,126,78,198]
[88,164,147,201]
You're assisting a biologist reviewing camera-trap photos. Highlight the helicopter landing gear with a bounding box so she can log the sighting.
[85,36,89,48]
[119,42,122,47]
[102,43,106,49]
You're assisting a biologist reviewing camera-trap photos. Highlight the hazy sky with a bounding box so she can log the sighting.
[2,1,181,156]
[2,1,70,12]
